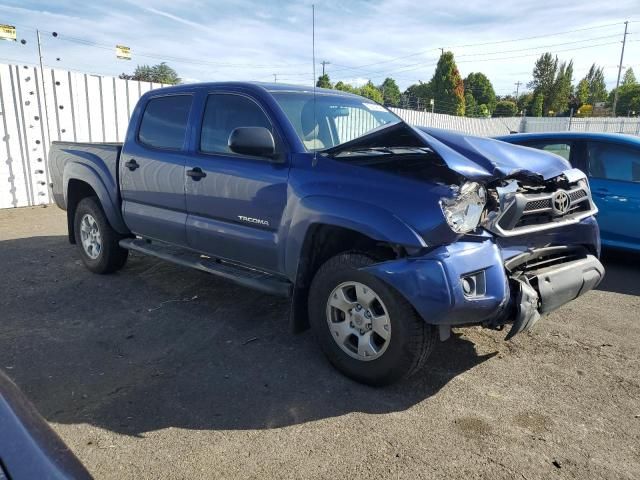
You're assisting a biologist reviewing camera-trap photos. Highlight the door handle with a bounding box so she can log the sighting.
[125,159,139,171]
[186,167,207,180]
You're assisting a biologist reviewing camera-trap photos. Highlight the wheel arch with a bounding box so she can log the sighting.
[286,196,426,333]
[64,162,128,243]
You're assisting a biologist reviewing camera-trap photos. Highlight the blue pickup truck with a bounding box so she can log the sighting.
[49,82,604,385]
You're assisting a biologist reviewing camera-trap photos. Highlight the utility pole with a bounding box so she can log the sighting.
[612,21,629,117]
[439,48,444,56]
[320,60,330,76]
[514,81,522,102]
[36,30,52,143]
[273,73,277,83]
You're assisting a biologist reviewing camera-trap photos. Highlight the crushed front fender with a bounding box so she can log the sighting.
[361,239,510,326]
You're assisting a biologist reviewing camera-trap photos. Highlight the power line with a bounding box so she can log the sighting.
[329,35,626,81]
[326,21,626,75]
[446,21,624,48]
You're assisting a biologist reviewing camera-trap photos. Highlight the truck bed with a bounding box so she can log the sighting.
[49,141,122,210]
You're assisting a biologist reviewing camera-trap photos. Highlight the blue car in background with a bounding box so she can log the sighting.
[497,132,640,252]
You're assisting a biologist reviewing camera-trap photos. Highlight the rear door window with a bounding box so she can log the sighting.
[138,95,192,149]
[587,142,640,182]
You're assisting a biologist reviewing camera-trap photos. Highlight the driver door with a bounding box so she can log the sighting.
[185,92,289,273]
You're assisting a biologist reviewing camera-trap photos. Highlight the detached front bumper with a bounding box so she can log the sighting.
[362,228,604,339]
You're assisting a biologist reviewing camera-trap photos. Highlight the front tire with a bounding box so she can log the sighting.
[73,197,128,274]
[308,252,436,386]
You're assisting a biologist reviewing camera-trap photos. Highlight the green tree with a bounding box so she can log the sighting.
[493,100,517,117]
[517,92,534,115]
[532,93,544,117]
[582,64,607,104]
[622,68,636,86]
[316,74,332,89]
[334,81,357,94]
[463,72,497,113]
[476,104,490,117]
[403,81,433,107]
[528,53,558,115]
[464,92,477,116]
[430,51,465,115]
[616,85,640,115]
[379,77,401,106]
[549,60,574,115]
[358,80,384,103]
[120,62,181,84]
[611,68,640,115]
[576,78,590,106]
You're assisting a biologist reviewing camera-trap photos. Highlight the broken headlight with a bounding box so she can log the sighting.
[440,182,487,234]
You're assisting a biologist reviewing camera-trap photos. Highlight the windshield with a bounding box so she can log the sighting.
[270,91,400,151]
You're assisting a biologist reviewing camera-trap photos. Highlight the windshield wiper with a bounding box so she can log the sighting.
[328,146,433,158]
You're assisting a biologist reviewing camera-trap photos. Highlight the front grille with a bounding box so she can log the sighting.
[524,198,552,212]
[569,189,587,201]
[488,181,597,237]
[514,198,592,229]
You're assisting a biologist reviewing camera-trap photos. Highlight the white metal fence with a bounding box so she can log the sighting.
[0,63,163,210]
[1,62,639,210]
[388,108,640,137]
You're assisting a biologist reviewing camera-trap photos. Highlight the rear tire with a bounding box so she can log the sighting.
[308,252,436,386]
[73,197,128,274]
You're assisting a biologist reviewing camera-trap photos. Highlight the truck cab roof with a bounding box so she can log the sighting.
[145,81,364,99]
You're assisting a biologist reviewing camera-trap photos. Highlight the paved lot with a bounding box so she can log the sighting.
[1,206,639,479]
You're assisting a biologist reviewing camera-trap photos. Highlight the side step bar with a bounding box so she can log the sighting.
[119,238,292,297]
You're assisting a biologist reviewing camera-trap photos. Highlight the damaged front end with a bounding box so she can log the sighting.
[356,126,604,339]
[479,168,604,338]
[499,246,604,339]
[440,168,604,339]
[327,122,604,339]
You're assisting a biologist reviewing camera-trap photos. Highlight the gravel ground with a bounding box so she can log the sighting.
[1,206,639,479]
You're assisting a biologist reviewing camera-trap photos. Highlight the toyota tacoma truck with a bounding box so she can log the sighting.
[49,82,604,385]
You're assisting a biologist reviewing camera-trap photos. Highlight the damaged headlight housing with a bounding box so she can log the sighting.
[440,182,487,234]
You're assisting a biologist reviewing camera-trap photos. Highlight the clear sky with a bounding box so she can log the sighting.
[0,0,638,97]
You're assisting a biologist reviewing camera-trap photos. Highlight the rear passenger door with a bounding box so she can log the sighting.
[184,92,289,273]
[586,141,640,247]
[121,94,193,246]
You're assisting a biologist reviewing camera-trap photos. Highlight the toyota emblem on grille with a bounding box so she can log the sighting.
[552,190,571,215]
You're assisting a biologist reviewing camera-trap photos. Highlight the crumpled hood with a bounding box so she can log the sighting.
[323,121,572,183]
[414,126,571,182]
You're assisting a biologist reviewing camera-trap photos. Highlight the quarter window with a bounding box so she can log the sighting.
[587,142,640,182]
[138,95,192,149]
[200,94,272,154]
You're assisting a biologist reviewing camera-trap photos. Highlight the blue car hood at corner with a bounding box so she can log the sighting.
[414,126,571,182]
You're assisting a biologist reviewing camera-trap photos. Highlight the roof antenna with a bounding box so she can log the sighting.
[312,4,318,167]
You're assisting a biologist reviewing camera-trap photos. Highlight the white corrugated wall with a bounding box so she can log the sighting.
[0,63,163,209]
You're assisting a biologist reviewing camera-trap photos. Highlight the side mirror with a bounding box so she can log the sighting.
[228,127,276,158]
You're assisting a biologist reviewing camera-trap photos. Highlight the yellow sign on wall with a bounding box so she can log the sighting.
[116,45,131,60]
[0,24,16,42]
